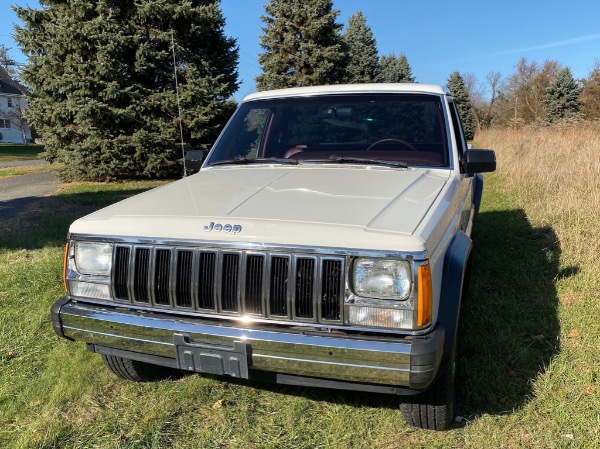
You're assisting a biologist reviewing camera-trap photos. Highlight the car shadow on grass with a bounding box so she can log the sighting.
[457,208,572,419]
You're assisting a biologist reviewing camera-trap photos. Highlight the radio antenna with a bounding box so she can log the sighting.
[171,30,187,177]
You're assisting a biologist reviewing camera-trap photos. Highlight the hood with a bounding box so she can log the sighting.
[70,165,450,252]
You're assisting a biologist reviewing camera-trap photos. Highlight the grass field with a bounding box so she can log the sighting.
[0,126,598,448]
[0,164,55,179]
[0,144,45,161]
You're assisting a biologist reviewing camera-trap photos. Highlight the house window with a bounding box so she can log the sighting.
[0,119,10,129]
[7,98,13,108]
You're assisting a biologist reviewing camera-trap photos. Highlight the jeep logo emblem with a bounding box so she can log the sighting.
[204,222,242,235]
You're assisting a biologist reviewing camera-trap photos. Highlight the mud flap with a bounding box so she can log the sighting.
[174,333,251,379]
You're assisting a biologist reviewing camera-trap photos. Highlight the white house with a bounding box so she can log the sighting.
[0,67,32,144]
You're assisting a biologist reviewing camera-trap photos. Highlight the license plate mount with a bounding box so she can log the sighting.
[174,333,250,379]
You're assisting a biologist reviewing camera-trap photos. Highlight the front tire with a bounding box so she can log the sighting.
[101,354,180,382]
[400,343,457,430]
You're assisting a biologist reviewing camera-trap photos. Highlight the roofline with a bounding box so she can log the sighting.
[243,83,450,102]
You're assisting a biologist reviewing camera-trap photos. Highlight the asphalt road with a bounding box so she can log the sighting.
[0,170,60,220]
[0,159,48,168]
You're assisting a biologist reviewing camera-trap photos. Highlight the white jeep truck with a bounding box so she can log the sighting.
[52,84,496,430]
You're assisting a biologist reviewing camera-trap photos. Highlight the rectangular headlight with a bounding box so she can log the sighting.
[74,241,113,276]
[353,258,411,300]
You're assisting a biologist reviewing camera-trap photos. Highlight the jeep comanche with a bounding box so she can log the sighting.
[52,84,496,430]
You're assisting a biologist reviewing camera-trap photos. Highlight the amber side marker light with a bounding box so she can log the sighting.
[417,264,432,327]
[63,242,69,292]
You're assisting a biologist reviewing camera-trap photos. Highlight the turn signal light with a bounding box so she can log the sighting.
[417,264,432,326]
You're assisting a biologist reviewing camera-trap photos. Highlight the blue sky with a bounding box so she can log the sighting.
[2,0,599,100]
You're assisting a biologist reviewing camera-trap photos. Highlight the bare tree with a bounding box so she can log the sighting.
[461,71,505,130]
[0,44,20,80]
[461,72,485,131]
[504,57,562,124]
[581,59,600,119]
[483,71,502,127]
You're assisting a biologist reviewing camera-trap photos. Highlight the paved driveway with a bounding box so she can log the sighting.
[0,170,60,220]
[0,159,48,168]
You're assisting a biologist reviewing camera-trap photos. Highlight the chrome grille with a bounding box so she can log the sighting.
[112,245,345,323]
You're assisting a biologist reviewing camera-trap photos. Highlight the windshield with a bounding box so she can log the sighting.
[205,93,449,167]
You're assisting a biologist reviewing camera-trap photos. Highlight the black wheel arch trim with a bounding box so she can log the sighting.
[438,230,472,361]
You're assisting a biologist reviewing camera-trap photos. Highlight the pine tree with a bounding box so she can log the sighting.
[447,71,476,140]
[543,67,583,124]
[342,11,378,83]
[256,0,347,91]
[378,53,415,83]
[14,0,238,181]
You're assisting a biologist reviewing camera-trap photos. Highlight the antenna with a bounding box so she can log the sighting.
[171,30,187,177]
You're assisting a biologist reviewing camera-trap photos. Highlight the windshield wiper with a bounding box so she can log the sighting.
[210,157,299,166]
[304,155,408,169]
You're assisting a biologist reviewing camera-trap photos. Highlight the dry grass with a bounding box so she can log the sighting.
[476,122,600,271]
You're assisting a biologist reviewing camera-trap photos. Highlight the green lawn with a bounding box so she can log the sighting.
[0,176,598,448]
[0,144,45,161]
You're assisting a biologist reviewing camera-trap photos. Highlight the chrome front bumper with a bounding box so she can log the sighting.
[52,297,444,391]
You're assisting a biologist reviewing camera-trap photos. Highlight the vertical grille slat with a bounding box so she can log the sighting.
[176,251,193,308]
[245,255,264,314]
[133,248,150,303]
[154,249,171,305]
[295,258,315,318]
[197,252,216,309]
[321,259,342,320]
[111,246,344,324]
[221,254,240,312]
[114,247,130,300]
[270,256,289,316]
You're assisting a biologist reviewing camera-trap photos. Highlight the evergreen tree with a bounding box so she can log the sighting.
[378,53,415,83]
[342,11,378,83]
[543,67,582,123]
[256,0,346,90]
[447,71,476,140]
[581,61,600,119]
[14,0,238,181]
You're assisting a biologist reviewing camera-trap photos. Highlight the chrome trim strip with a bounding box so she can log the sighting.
[69,233,428,261]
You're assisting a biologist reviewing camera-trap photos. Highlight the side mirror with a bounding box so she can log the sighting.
[184,149,208,173]
[461,149,496,173]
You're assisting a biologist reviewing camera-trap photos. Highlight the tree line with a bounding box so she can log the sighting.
[7,0,599,181]
[463,58,599,130]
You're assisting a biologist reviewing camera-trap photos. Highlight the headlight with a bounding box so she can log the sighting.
[74,241,113,276]
[353,258,411,300]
